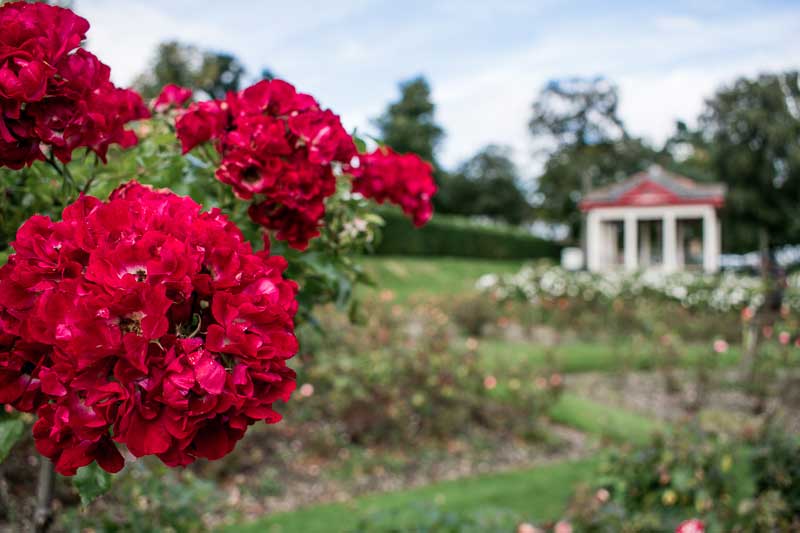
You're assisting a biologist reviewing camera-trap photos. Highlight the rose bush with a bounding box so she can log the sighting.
[0,3,437,517]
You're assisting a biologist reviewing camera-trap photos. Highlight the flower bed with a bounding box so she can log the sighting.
[478,263,800,314]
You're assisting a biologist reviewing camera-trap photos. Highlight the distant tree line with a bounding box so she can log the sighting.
[134,40,800,254]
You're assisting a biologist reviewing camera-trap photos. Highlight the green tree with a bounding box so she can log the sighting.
[439,145,531,225]
[373,76,444,165]
[535,138,657,238]
[134,41,247,99]
[661,120,716,183]
[530,77,626,150]
[699,71,800,254]
[529,77,654,240]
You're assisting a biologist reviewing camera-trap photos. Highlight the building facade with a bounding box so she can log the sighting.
[579,167,726,273]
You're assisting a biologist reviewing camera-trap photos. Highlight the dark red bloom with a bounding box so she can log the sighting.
[0,182,298,475]
[152,84,193,113]
[174,79,356,250]
[0,1,149,169]
[351,148,436,226]
[175,100,228,154]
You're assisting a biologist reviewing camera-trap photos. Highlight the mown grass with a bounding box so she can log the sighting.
[549,393,664,446]
[231,456,600,533]
[231,395,662,533]
[359,255,522,301]
[479,338,741,375]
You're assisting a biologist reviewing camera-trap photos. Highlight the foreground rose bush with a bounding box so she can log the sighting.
[0,182,298,475]
[0,2,149,169]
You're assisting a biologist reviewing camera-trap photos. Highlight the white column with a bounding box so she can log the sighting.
[663,212,678,272]
[702,208,720,272]
[586,211,601,272]
[624,213,638,271]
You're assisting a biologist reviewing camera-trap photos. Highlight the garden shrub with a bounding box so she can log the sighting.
[290,301,560,445]
[561,425,800,532]
[751,425,800,521]
[375,208,562,260]
[448,293,500,337]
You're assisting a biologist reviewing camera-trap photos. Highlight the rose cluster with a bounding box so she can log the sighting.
[0,1,149,170]
[173,79,438,248]
[0,182,298,475]
[351,148,436,227]
[175,79,357,249]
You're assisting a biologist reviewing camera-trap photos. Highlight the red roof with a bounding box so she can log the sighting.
[579,166,725,211]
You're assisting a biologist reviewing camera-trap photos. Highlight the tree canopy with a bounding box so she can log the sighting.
[529,77,653,240]
[133,41,247,100]
[699,71,800,253]
[373,76,444,166]
[438,145,532,225]
[529,76,626,150]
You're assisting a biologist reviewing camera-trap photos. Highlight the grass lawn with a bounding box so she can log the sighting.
[230,395,662,533]
[480,338,741,375]
[359,255,522,301]
[549,394,664,445]
[231,456,600,533]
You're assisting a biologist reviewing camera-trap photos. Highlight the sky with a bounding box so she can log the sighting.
[76,0,800,178]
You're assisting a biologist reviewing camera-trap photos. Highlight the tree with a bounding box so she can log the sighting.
[661,121,716,184]
[535,138,657,238]
[699,71,800,254]
[134,41,246,99]
[439,145,531,225]
[529,77,653,241]
[373,76,444,166]
[530,77,626,150]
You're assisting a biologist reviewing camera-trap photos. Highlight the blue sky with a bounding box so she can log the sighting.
[77,0,800,177]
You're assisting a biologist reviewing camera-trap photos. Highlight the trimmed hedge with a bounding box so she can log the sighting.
[374,209,562,260]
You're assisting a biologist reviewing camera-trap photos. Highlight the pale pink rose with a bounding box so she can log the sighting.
[713,339,729,354]
[554,520,573,533]
[483,375,497,390]
[675,519,704,533]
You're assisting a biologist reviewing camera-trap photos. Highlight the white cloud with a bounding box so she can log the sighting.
[73,0,800,180]
[77,1,225,86]
[426,7,800,174]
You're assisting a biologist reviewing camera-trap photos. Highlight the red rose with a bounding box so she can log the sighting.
[152,84,193,112]
[0,2,148,169]
[174,79,356,249]
[351,148,436,226]
[0,182,299,474]
[175,100,229,153]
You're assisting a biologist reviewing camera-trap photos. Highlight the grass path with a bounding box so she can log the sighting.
[549,393,664,445]
[230,395,663,532]
[359,256,522,301]
[480,338,740,375]
[231,457,600,533]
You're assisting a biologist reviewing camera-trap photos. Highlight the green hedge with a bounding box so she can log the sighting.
[374,209,562,260]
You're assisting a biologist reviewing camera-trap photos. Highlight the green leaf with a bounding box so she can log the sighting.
[0,417,24,463]
[352,134,367,154]
[73,462,112,505]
